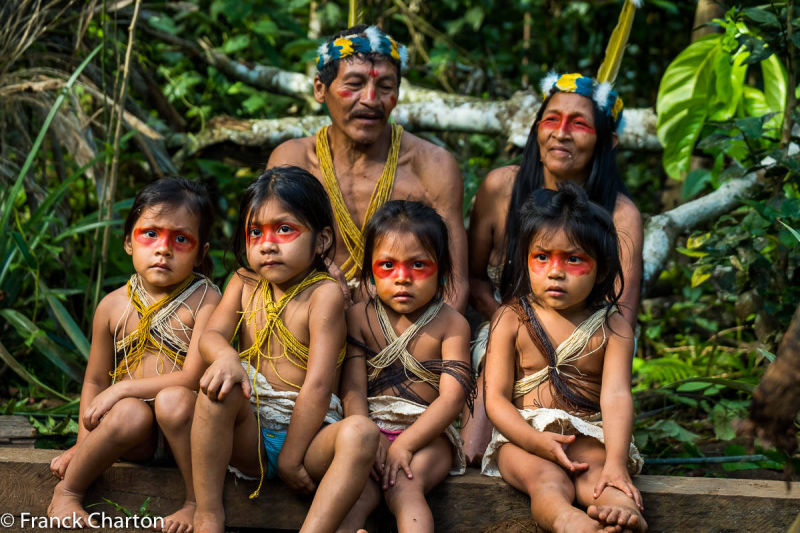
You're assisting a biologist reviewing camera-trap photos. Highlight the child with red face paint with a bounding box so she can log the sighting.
[482,183,646,533]
[191,166,380,533]
[48,178,220,532]
[339,200,475,533]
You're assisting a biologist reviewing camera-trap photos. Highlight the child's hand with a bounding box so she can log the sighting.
[382,442,413,490]
[199,356,251,401]
[49,445,77,479]
[593,463,643,511]
[278,459,316,494]
[83,385,124,430]
[532,432,590,473]
[371,434,390,481]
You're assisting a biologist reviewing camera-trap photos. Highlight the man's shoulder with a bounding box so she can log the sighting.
[401,130,458,174]
[268,136,317,168]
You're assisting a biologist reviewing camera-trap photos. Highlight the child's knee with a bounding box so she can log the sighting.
[103,398,153,441]
[336,415,379,457]
[154,386,195,429]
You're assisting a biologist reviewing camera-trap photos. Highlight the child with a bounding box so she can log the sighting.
[191,166,379,533]
[482,183,645,533]
[47,178,221,532]
[340,200,475,533]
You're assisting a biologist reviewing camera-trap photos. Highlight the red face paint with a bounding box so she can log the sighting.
[368,69,379,78]
[133,227,197,253]
[248,222,306,245]
[528,249,595,277]
[538,113,596,134]
[372,258,438,281]
[389,94,397,106]
[336,89,353,98]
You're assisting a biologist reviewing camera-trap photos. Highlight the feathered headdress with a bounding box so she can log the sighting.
[316,25,408,72]
[538,0,641,131]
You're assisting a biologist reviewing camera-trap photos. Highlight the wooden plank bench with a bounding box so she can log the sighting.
[0,416,36,448]
[1,447,798,532]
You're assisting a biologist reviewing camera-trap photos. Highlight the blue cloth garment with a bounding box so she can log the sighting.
[261,428,287,479]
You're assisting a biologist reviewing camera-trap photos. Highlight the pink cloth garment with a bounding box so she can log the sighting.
[379,427,404,442]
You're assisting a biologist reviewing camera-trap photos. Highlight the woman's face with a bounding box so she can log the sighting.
[536,92,598,186]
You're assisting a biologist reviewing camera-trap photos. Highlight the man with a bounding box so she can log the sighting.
[267,24,468,311]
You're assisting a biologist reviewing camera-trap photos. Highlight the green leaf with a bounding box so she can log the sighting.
[658,97,710,179]
[40,281,90,361]
[708,48,746,121]
[682,169,712,199]
[0,45,102,248]
[54,220,122,241]
[221,34,251,54]
[676,381,710,392]
[0,309,83,383]
[0,340,71,401]
[712,404,737,440]
[12,232,37,269]
[777,218,800,243]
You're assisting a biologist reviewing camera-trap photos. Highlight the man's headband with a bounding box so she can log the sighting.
[316,26,409,72]
[540,72,625,128]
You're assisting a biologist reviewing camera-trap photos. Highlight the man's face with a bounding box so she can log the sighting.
[315,55,399,145]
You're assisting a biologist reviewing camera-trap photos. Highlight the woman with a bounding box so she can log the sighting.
[462,73,643,464]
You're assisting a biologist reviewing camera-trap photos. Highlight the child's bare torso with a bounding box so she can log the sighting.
[238,277,340,392]
[356,302,451,405]
[513,303,606,411]
[107,284,203,381]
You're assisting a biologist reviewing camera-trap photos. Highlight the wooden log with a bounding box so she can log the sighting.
[1,448,799,532]
[0,416,35,448]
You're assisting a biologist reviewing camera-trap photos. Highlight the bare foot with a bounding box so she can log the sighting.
[552,508,605,533]
[47,481,90,529]
[50,445,77,479]
[159,500,195,533]
[192,508,224,533]
[588,503,647,533]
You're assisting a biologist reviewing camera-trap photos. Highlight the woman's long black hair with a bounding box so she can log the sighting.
[505,182,623,314]
[500,91,630,302]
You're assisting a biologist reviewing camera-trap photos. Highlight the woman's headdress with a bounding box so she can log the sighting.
[316,26,409,72]
[538,0,642,130]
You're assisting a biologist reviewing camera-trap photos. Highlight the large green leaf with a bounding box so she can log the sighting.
[658,97,710,180]
[709,48,747,121]
[761,52,787,115]
[657,35,721,179]
[0,309,84,383]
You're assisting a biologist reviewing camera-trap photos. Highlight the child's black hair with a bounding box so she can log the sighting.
[360,200,452,300]
[317,24,403,88]
[503,182,623,314]
[232,166,335,274]
[124,177,214,277]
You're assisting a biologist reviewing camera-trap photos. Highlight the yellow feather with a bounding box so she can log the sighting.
[597,0,639,84]
[349,0,358,27]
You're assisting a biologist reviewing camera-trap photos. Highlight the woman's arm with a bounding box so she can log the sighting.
[613,196,643,327]
[596,312,642,508]
[468,167,514,320]
[278,282,346,490]
[339,304,370,418]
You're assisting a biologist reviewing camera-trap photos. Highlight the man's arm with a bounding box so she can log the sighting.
[422,146,469,313]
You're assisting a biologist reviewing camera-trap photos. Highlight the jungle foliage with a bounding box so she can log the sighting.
[0,0,797,473]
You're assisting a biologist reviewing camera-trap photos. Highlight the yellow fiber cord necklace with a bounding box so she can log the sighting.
[233,270,345,498]
[111,274,199,381]
[316,123,403,281]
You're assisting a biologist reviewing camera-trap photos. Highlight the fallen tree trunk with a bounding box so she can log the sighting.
[173,94,660,164]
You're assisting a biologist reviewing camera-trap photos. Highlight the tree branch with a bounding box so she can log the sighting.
[641,171,761,290]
